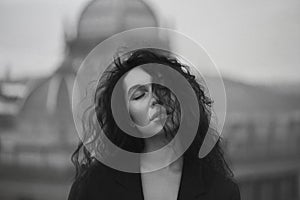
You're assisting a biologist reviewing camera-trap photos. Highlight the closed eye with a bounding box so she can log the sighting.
[130,85,150,101]
[132,93,145,100]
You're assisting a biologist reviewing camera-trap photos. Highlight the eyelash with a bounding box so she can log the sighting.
[133,92,146,100]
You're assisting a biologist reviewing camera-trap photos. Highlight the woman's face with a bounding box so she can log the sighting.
[123,66,167,137]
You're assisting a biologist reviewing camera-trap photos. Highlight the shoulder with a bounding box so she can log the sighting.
[202,162,241,200]
[67,161,114,200]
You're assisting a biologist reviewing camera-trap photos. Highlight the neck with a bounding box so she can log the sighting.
[140,133,183,173]
[143,132,168,152]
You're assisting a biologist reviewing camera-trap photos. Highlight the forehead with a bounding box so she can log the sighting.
[123,66,152,92]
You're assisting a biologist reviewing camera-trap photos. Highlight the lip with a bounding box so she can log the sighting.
[150,111,167,121]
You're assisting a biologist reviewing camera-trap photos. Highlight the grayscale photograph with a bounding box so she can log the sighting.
[0,0,299,200]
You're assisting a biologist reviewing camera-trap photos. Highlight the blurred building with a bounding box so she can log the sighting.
[4,0,164,165]
[0,1,167,199]
[0,74,27,132]
[68,0,160,67]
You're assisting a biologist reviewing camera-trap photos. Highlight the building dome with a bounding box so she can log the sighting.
[77,0,158,40]
[17,0,162,147]
[18,57,77,145]
[0,2,164,198]
[67,0,161,60]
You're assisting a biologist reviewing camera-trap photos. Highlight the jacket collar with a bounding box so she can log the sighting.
[177,157,206,199]
[108,157,206,200]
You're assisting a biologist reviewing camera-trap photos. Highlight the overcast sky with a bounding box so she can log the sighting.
[0,0,299,85]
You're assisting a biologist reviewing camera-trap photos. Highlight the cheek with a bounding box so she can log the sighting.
[129,102,149,126]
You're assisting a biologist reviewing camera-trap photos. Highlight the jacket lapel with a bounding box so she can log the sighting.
[111,168,144,199]
[109,157,206,200]
[108,157,144,200]
[177,158,206,200]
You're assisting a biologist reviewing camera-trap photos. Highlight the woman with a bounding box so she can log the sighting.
[68,48,240,200]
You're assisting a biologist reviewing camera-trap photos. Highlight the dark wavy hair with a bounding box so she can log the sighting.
[71,48,233,181]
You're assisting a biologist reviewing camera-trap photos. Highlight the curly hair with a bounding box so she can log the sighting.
[71,48,233,181]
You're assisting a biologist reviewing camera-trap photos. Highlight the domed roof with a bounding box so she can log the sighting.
[16,0,161,146]
[18,58,77,145]
[20,58,75,115]
[77,0,158,40]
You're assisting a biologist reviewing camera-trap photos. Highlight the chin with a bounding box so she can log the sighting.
[137,122,165,138]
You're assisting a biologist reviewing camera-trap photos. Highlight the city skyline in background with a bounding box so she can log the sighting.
[0,0,299,86]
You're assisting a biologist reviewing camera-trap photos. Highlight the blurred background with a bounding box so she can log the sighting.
[0,0,299,199]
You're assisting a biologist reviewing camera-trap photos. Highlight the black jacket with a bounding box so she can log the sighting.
[68,158,240,200]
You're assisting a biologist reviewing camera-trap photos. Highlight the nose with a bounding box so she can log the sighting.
[149,93,158,107]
